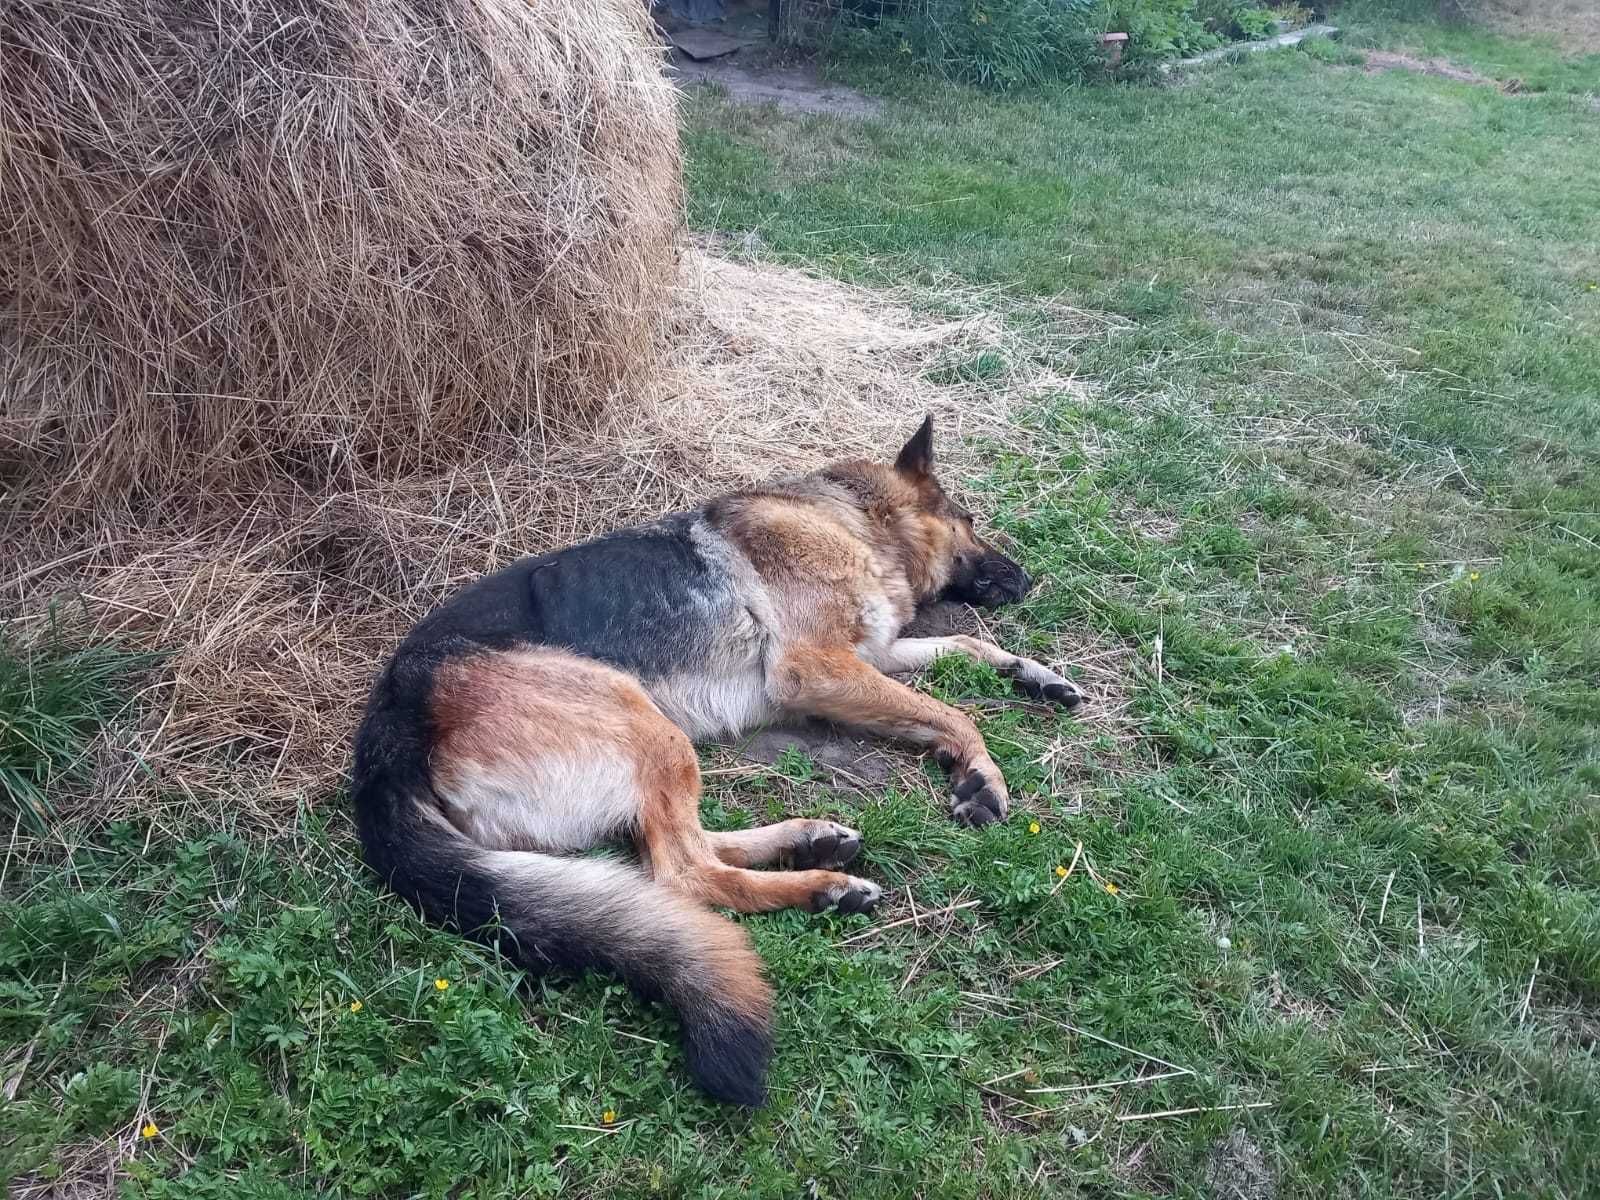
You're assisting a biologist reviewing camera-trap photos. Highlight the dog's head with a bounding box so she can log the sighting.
[884,416,1032,608]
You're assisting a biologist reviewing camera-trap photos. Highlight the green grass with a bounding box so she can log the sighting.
[6,21,1600,1200]
[0,621,154,832]
[1337,3,1600,94]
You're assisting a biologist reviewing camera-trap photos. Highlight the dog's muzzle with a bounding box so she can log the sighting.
[943,552,1033,608]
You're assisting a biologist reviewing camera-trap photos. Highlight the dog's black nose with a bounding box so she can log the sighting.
[994,558,1031,602]
[974,557,1031,607]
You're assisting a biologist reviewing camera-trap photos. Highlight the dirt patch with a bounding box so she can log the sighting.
[1557,1009,1600,1051]
[1367,50,1484,83]
[11,1135,123,1200]
[1264,970,1335,1031]
[676,55,883,118]
[1363,49,1509,86]
[724,722,903,786]
[1206,1129,1275,1200]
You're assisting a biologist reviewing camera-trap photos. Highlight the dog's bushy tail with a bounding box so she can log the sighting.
[352,735,772,1106]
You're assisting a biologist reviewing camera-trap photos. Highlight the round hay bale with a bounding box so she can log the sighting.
[0,0,679,499]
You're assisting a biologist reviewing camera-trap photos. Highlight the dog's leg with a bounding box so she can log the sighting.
[434,647,878,913]
[772,648,1010,827]
[663,854,883,914]
[871,635,1085,710]
[707,820,863,870]
[635,724,881,914]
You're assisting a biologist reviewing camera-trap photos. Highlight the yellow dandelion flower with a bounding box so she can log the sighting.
[1054,865,1068,878]
[141,1122,159,1139]
[1469,571,1480,581]
[1105,882,1120,895]
[602,1109,618,1124]
[1028,821,1041,835]
[435,978,450,991]
[349,1000,363,1013]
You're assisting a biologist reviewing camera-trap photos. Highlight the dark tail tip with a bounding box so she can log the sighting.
[682,1008,772,1108]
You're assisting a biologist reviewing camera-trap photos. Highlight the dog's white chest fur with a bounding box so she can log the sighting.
[854,590,902,667]
[645,588,775,740]
[646,666,773,741]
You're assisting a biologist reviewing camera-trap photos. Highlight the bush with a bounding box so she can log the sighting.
[1298,31,1366,63]
[826,0,1287,86]
[833,0,1100,88]
[1102,0,1221,58]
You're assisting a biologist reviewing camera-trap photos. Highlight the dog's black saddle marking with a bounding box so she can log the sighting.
[400,512,729,680]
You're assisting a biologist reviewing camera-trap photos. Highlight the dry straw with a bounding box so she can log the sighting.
[1,0,679,498]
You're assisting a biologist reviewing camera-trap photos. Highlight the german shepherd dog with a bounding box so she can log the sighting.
[352,417,1084,1106]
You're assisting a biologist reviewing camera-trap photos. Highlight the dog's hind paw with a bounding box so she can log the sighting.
[951,758,1009,827]
[785,820,863,871]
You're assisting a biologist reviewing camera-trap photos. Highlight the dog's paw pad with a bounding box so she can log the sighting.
[815,876,882,915]
[1011,662,1086,711]
[953,795,1004,827]
[789,821,862,870]
[951,763,1007,827]
[820,822,863,868]
[954,772,987,802]
[833,877,882,915]
[1041,681,1085,710]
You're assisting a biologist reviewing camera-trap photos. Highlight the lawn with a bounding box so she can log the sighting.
[6,19,1600,1200]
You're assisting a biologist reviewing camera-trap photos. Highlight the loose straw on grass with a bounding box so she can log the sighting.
[838,899,982,945]
[1117,1100,1274,1123]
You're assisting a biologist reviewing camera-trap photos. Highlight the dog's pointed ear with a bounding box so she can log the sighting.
[895,415,935,479]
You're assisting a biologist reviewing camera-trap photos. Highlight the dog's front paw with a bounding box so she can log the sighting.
[784,820,863,870]
[1009,659,1086,711]
[951,758,1009,827]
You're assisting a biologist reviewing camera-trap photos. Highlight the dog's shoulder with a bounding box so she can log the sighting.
[704,477,870,580]
[704,472,919,648]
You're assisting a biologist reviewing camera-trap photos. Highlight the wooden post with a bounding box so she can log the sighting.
[1101,32,1129,70]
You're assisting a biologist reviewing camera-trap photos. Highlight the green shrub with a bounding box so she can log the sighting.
[1100,0,1223,60]
[1230,0,1278,37]
[826,0,1286,85]
[64,1063,142,1134]
[1298,31,1366,63]
[833,0,1100,89]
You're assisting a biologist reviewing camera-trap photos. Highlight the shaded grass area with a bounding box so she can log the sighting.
[7,29,1600,1200]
